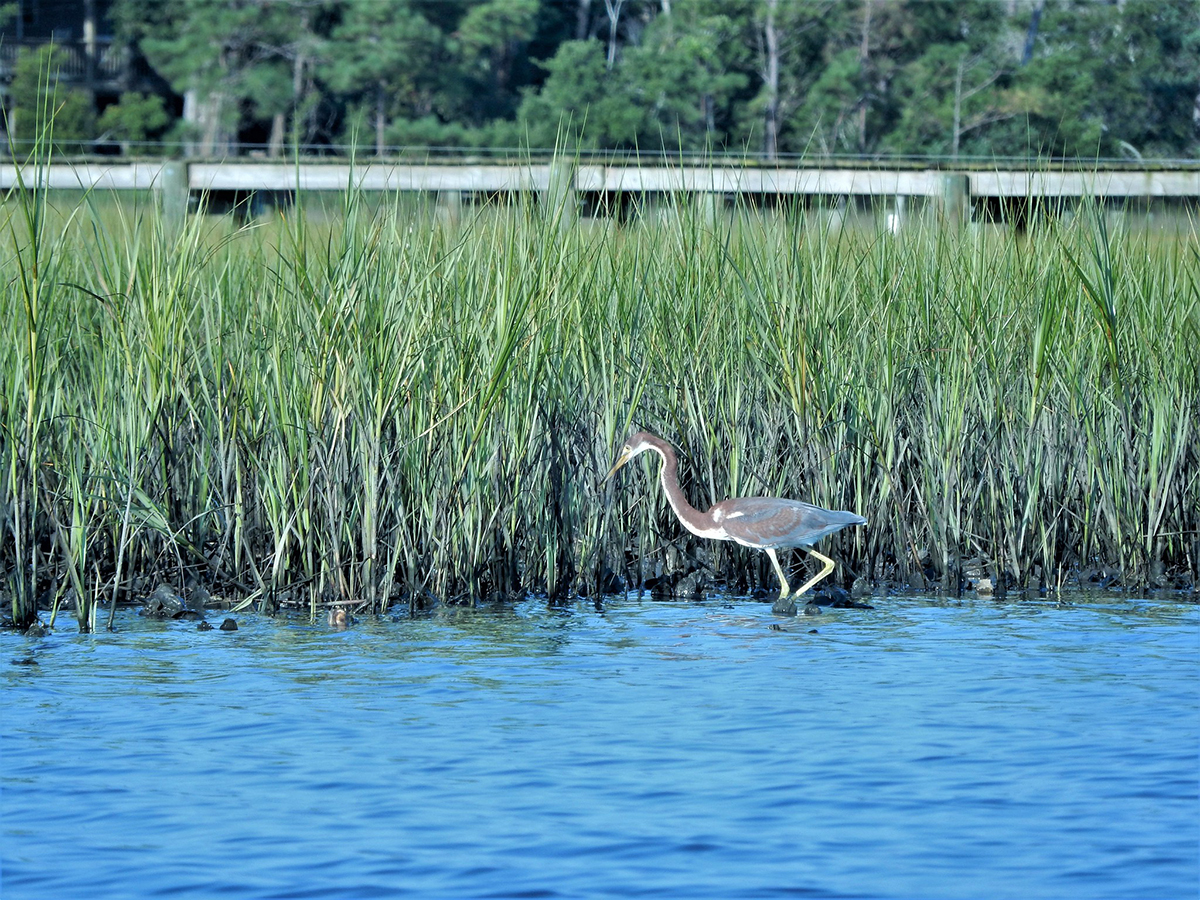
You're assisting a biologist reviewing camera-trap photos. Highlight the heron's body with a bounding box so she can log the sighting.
[608,432,866,614]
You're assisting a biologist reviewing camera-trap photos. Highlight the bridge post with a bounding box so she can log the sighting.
[941,173,971,225]
[887,194,907,233]
[437,190,462,224]
[546,156,578,227]
[159,160,189,225]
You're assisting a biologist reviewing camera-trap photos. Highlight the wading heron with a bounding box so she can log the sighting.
[607,432,866,614]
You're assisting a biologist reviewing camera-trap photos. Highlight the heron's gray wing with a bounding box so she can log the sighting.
[715,498,865,549]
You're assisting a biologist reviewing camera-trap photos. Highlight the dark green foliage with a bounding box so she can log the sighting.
[1004,0,1200,159]
[97,93,170,152]
[516,40,610,148]
[88,0,1195,159]
[326,0,447,154]
[7,44,97,151]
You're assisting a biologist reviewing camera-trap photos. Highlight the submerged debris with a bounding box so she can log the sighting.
[772,596,797,616]
[185,584,212,612]
[140,584,185,618]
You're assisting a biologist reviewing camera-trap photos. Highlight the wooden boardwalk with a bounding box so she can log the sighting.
[3,160,1197,211]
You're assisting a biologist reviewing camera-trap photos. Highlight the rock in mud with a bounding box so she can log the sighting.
[962,556,989,579]
[597,567,625,595]
[141,584,185,618]
[772,595,797,616]
[1081,566,1122,587]
[672,570,709,601]
[823,584,851,605]
[184,584,211,613]
[831,597,875,609]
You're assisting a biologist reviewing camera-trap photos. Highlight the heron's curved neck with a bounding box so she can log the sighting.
[649,442,711,536]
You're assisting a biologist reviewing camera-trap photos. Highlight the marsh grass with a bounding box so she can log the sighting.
[2,180,1197,627]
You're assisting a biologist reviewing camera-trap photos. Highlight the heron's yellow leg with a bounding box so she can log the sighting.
[765,548,790,598]
[792,549,835,598]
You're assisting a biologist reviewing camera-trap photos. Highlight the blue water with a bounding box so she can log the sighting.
[2,594,1197,899]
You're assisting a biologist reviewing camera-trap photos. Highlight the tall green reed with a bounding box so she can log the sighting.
[2,181,1196,628]
[3,91,78,628]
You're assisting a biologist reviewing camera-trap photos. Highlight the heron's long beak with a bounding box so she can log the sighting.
[606,449,632,480]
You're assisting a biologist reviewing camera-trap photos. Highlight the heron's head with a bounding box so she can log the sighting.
[606,431,659,480]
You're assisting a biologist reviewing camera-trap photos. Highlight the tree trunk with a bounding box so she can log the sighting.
[268,113,285,157]
[376,83,386,157]
[1022,0,1045,65]
[182,89,197,156]
[1193,79,1200,134]
[763,0,779,160]
[952,55,964,159]
[186,89,230,157]
[860,0,872,59]
[858,0,872,151]
[203,94,228,156]
[83,0,97,92]
[291,19,308,149]
[190,46,236,156]
[575,0,592,41]
[604,0,624,71]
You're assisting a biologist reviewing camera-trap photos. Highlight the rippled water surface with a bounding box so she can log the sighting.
[3,594,1197,899]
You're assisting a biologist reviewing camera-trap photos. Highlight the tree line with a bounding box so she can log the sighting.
[8,0,1200,160]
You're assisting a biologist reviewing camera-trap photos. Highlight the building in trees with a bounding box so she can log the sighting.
[0,0,172,150]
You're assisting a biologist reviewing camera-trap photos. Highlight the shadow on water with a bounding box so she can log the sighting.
[3,591,1197,899]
